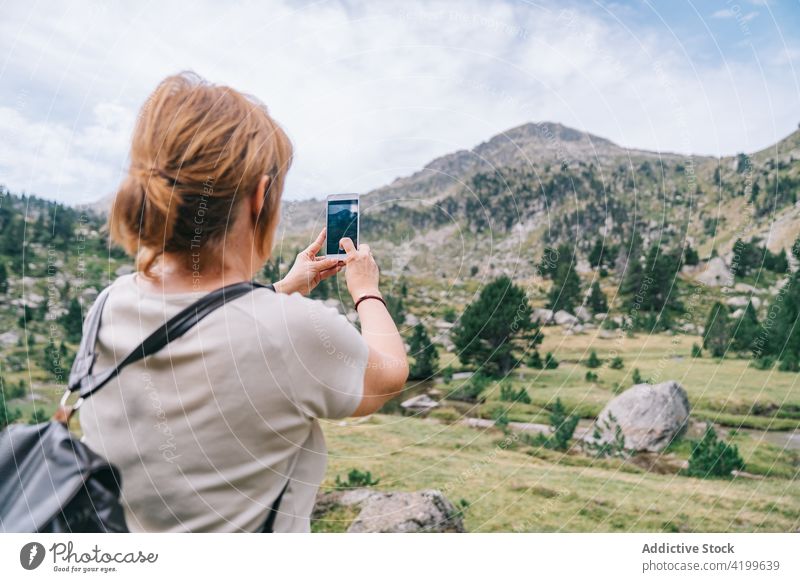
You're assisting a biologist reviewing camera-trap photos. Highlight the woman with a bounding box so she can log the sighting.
[79,72,408,532]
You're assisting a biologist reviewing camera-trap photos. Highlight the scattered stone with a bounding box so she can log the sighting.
[575,306,592,322]
[532,308,553,324]
[314,488,465,533]
[405,312,420,326]
[0,331,20,346]
[401,394,439,412]
[695,257,733,287]
[587,381,691,452]
[553,310,579,326]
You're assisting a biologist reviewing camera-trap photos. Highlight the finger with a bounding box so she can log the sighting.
[339,237,357,256]
[318,264,342,281]
[311,257,339,272]
[359,243,371,255]
[306,228,326,256]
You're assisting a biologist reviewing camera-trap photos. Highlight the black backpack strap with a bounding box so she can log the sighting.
[261,478,290,533]
[67,280,273,401]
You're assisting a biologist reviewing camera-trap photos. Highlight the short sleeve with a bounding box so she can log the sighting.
[282,296,368,419]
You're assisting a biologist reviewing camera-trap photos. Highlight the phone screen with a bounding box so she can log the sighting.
[326,198,359,255]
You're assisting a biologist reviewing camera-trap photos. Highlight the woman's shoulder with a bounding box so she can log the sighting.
[242,289,349,329]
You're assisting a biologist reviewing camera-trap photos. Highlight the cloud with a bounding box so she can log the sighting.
[0,0,797,204]
[712,8,759,22]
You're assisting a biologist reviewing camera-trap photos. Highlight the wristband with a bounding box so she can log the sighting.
[354,294,386,311]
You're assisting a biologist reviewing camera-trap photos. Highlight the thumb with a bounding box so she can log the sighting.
[339,237,357,256]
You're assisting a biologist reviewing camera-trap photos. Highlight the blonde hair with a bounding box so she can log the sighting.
[109,71,293,275]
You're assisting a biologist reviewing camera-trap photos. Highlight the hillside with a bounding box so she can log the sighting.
[279,122,800,281]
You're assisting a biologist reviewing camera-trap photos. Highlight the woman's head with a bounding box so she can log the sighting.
[109,71,293,276]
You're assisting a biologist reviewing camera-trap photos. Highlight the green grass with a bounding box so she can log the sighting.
[322,414,800,532]
[453,331,800,431]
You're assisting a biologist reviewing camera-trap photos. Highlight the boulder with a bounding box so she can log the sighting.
[405,312,420,326]
[575,306,592,322]
[314,488,464,533]
[587,381,690,452]
[553,310,579,326]
[401,394,439,412]
[695,257,733,287]
[532,308,553,324]
[0,331,20,346]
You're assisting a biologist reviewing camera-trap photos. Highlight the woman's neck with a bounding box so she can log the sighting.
[136,252,255,294]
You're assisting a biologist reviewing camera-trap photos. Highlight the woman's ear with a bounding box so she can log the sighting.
[251,174,270,222]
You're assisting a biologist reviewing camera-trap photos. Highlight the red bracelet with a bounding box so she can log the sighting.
[354,294,386,311]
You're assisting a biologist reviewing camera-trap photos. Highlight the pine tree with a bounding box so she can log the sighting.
[385,294,406,325]
[585,350,602,368]
[0,391,21,430]
[408,323,439,380]
[767,266,800,368]
[452,276,541,376]
[703,302,731,358]
[588,281,608,314]
[547,261,581,313]
[0,261,8,294]
[588,238,604,268]
[61,298,84,343]
[731,301,759,353]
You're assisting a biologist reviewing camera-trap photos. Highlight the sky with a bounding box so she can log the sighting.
[0,0,798,205]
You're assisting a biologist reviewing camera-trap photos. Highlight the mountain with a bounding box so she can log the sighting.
[279,122,800,280]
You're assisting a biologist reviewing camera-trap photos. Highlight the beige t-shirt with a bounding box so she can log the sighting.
[79,273,368,533]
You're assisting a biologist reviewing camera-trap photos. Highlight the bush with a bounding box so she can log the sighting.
[1,378,26,400]
[778,353,799,372]
[608,356,624,370]
[429,406,461,424]
[632,368,646,384]
[28,407,50,425]
[686,425,744,478]
[585,412,626,458]
[544,352,559,369]
[585,371,598,382]
[499,382,531,404]
[334,468,381,489]
[447,373,490,403]
[442,307,457,323]
[525,398,579,451]
[527,350,544,369]
[691,343,702,358]
[492,407,510,431]
[441,365,454,384]
[750,356,774,371]
[585,350,602,368]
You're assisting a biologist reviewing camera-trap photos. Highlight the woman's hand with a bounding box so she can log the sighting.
[273,228,343,296]
[339,237,380,301]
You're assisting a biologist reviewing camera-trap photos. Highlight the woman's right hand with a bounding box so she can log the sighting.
[339,238,380,301]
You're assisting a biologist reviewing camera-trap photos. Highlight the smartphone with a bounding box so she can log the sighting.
[325,194,360,258]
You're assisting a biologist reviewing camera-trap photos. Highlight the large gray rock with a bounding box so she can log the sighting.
[314,488,464,533]
[588,381,690,452]
[553,310,579,326]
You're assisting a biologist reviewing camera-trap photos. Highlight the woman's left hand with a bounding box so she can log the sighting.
[273,228,343,296]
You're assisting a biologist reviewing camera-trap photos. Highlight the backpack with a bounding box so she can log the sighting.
[0,280,287,532]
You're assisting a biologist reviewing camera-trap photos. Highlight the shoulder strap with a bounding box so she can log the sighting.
[261,479,290,533]
[68,280,273,401]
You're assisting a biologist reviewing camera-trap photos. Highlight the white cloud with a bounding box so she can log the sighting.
[0,0,797,204]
